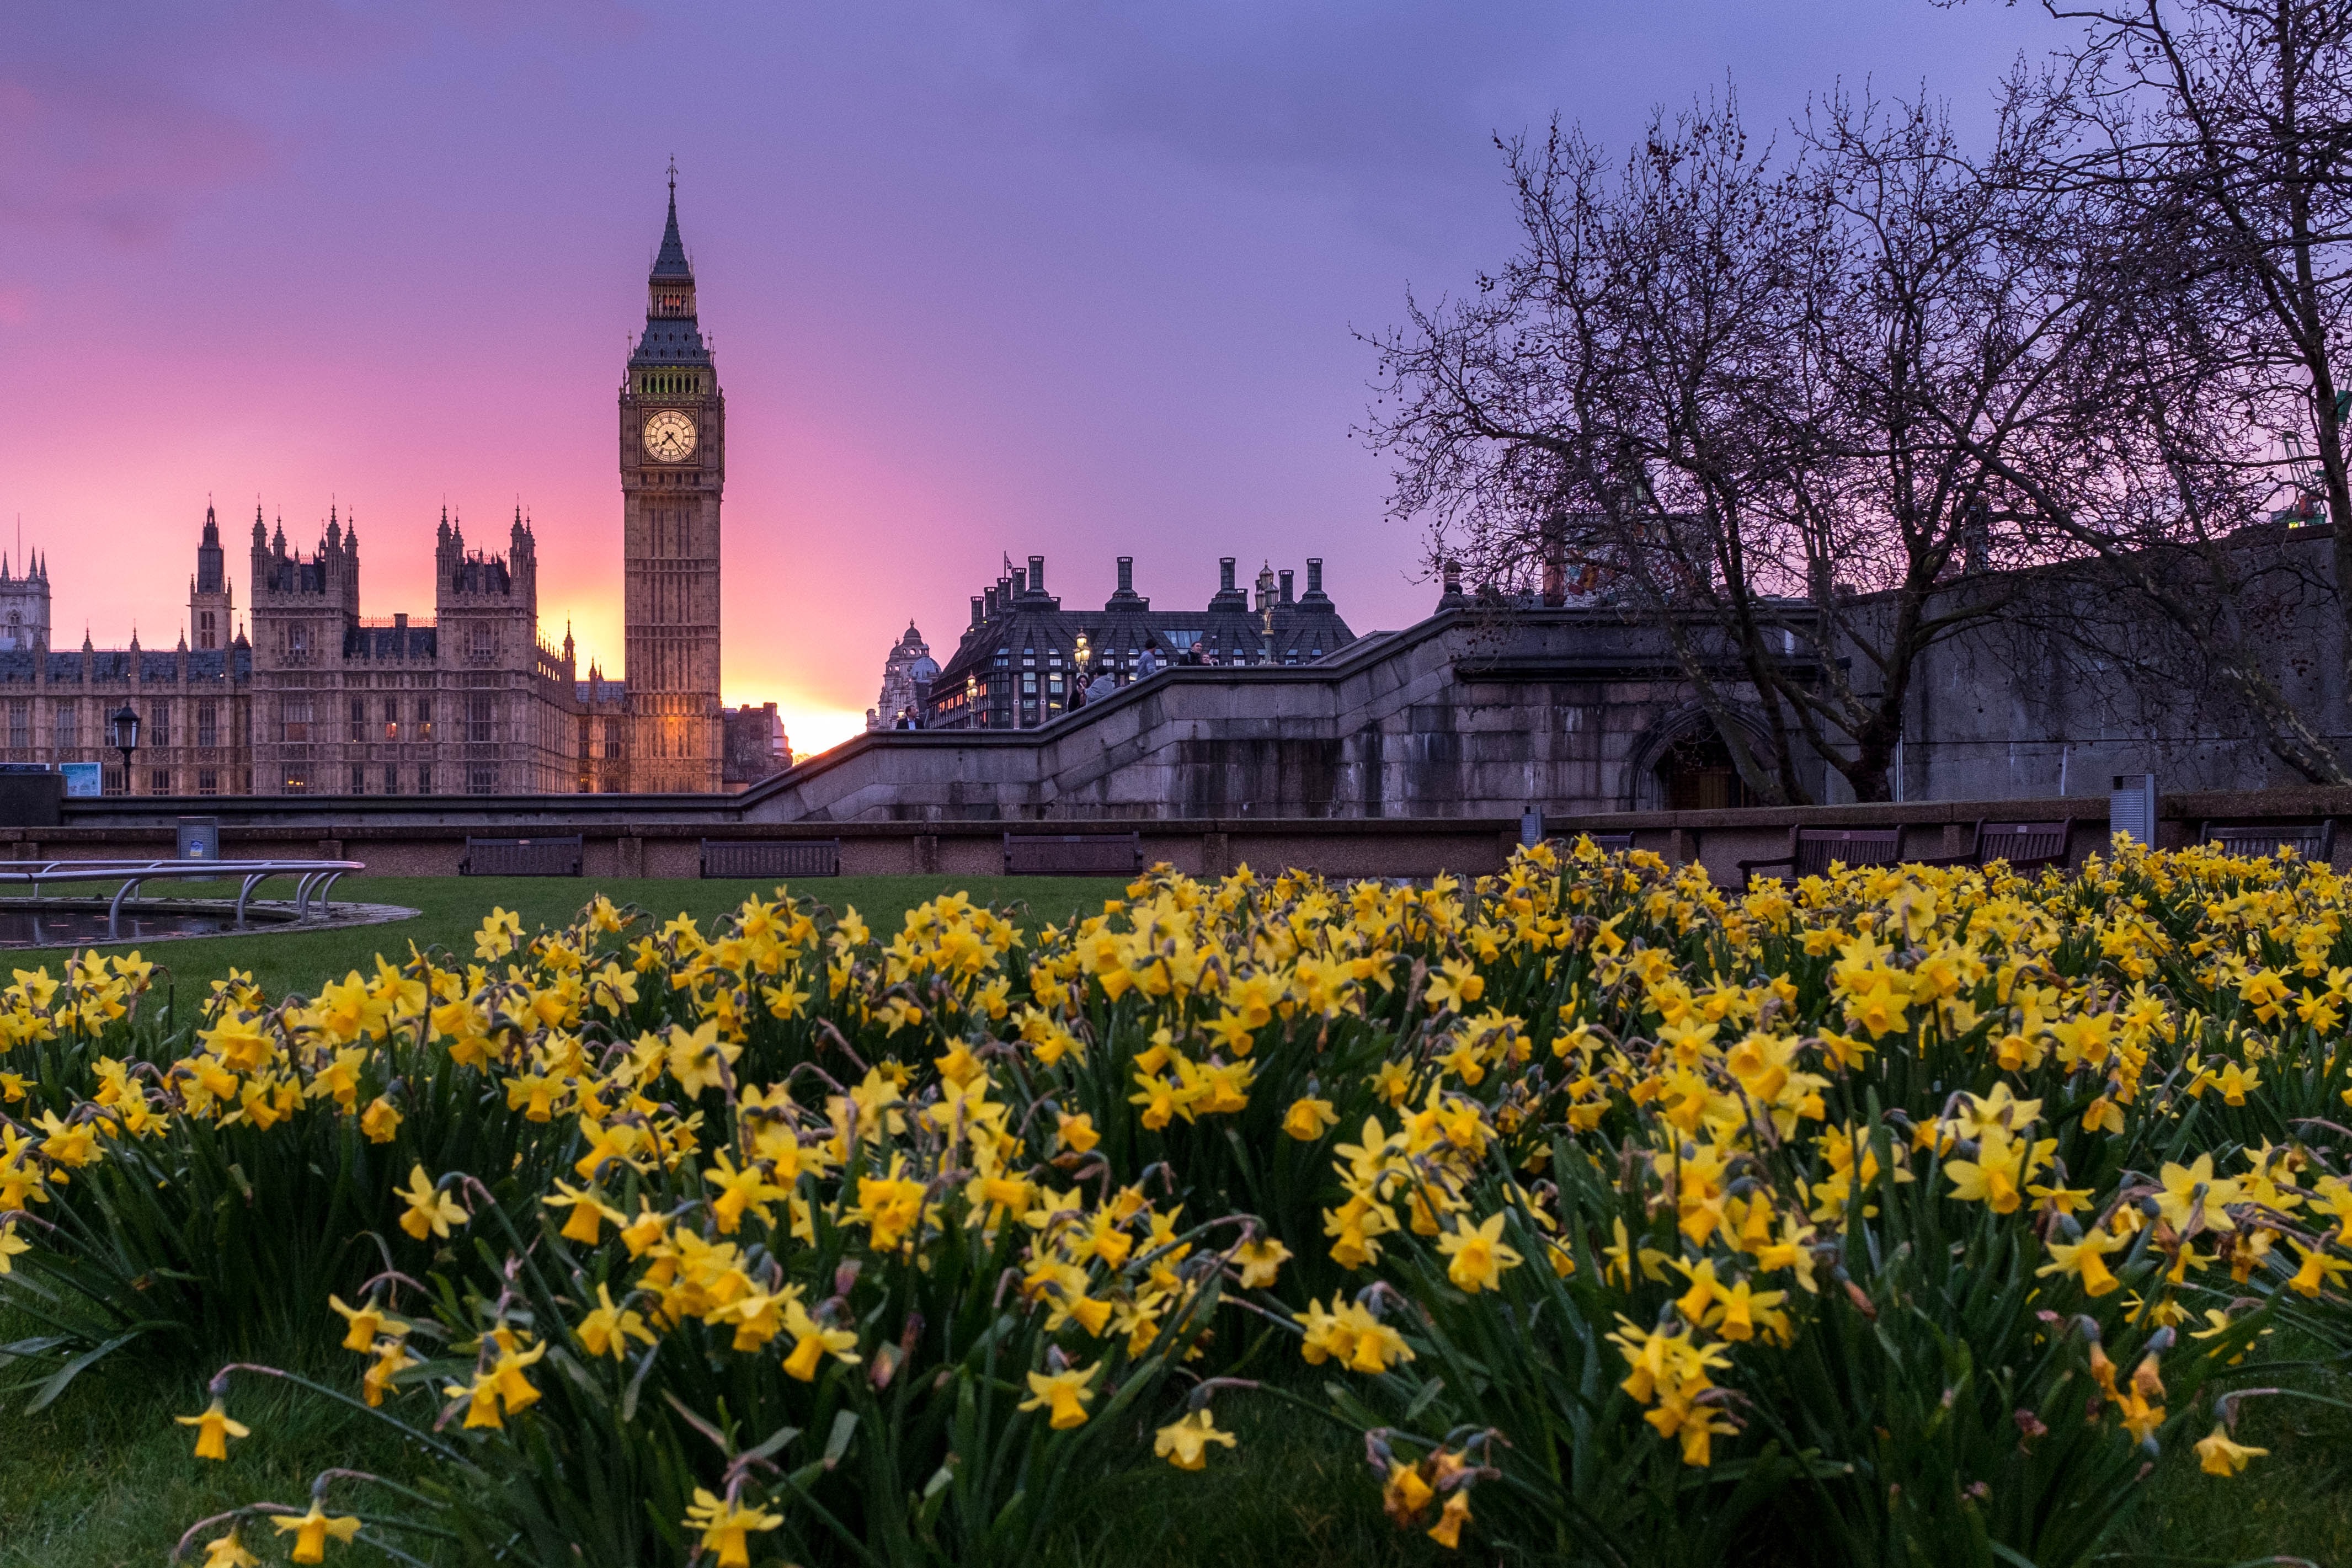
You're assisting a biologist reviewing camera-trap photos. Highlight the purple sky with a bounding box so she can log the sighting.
[0,1,2073,750]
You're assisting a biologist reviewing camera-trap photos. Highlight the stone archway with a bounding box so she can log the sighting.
[1623,705,1768,812]
[1656,728,1751,811]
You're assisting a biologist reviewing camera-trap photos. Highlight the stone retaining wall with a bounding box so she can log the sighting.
[24,785,2352,883]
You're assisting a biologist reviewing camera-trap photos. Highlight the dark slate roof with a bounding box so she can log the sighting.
[577,677,627,705]
[262,557,330,594]
[652,186,692,280]
[344,625,438,660]
[926,594,1355,705]
[0,646,248,684]
[448,555,511,594]
[632,316,710,367]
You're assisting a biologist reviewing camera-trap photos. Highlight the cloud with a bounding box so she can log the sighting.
[0,1,637,248]
[0,73,269,246]
[998,1,1555,174]
[983,0,1564,228]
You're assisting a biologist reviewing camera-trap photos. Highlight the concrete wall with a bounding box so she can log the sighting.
[33,787,2352,886]
[53,542,2352,844]
[734,609,1825,824]
[3,817,1528,883]
[1890,528,2352,801]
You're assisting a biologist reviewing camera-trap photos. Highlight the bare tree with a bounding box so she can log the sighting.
[1860,1,2352,780]
[1369,87,2111,803]
[1369,100,1825,802]
[1946,0,2352,780]
[2035,2,2352,557]
[1940,194,2352,781]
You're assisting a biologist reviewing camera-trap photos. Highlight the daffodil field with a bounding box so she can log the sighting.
[4,838,2352,1567]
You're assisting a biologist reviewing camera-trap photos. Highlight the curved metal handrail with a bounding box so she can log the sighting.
[0,859,367,938]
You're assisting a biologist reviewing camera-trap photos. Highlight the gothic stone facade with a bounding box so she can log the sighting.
[246,506,606,797]
[41,175,749,799]
[242,174,729,798]
[0,511,252,794]
[618,173,727,791]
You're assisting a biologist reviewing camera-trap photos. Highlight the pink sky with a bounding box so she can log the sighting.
[0,2,2071,754]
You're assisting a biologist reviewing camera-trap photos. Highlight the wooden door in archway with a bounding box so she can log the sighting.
[1656,730,1751,812]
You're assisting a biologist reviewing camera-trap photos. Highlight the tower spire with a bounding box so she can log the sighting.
[637,163,707,351]
[652,161,691,284]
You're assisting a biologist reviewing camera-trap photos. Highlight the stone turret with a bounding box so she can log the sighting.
[0,538,52,652]
[189,503,234,650]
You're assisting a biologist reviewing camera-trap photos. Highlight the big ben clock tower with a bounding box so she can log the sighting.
[620,164,725,792]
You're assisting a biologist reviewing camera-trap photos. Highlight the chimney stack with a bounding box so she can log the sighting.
[970,595,984,627]
[1028,554,1046,596]
[1279,569,1294,605]
[984,586,999,618]
[1305,558,1327,603]
[1011,567,1027,596]
[1209,554,1250,610]
[1106,554,1147,610]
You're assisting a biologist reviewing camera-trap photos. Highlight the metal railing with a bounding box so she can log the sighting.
[0,858,366,936]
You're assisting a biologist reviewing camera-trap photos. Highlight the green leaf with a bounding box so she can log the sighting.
[823,1409,858,1468]
[0,1334,71,1368]
[618,1339,660,1424]
[741,1422,802,1466]
[22,1330,142,1412]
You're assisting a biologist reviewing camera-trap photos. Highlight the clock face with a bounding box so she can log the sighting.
[642,409,697,463]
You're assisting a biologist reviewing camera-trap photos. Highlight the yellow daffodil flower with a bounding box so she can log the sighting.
[174,1396,249,1461]
[1153,1407,1238,1470]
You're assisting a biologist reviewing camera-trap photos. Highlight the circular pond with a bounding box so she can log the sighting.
[0,906,250,945]
[0,898,419,948]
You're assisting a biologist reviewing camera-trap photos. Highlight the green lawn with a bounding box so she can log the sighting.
[4,1338,2346,1568]
[0,874,1132,1001]
[0,1335,1441,1568]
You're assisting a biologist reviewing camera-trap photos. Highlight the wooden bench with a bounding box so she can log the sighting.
[1002,831,1143,876]
[2201,819,2336,864]
[460,835,583,877]
[1737,826,1902,888]
[1919,819,2072,874]
[700,839,841,879]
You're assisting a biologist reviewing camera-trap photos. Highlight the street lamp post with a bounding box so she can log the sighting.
[108,702,141,796]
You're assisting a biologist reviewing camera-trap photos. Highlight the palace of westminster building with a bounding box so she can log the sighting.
[6,174,787,799]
